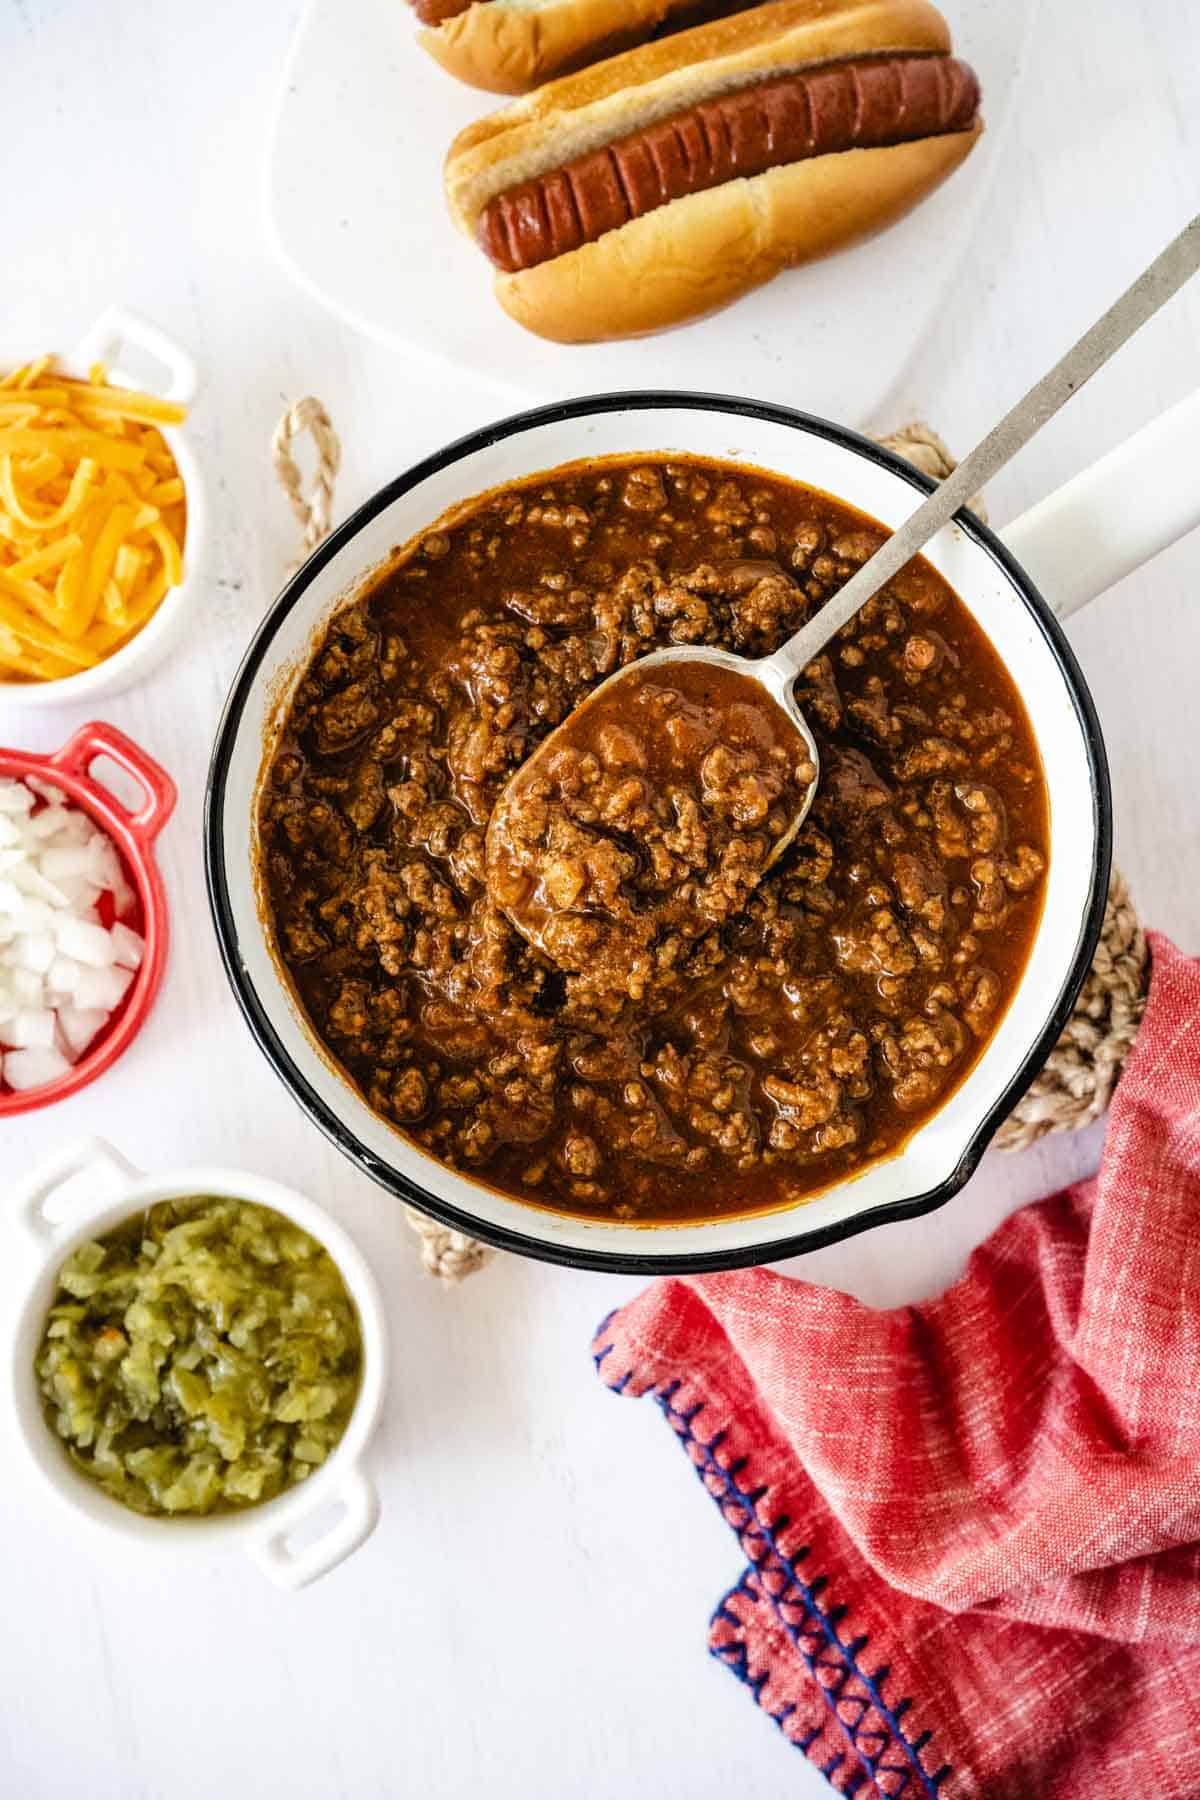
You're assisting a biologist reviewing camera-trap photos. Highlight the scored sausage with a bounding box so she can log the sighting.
[410,0,473,24]
[478,55,980,272]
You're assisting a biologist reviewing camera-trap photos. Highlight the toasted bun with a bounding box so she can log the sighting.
[421,0,698,96]
[490,127,981,340]
[445,0,953,225]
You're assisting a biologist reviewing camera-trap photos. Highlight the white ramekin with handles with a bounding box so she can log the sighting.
[0,307,206,710]
[7,1135,386,1590]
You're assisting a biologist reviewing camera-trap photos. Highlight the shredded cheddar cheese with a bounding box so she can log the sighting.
[0,357,187,682]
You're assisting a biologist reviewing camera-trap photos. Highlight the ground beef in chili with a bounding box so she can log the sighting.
[486,659,817,1003]
[258,456,1048,1224]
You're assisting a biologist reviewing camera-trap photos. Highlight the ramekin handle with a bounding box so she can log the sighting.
[9,1135,140,1252]
[49,722,178,841]
[73,306,198,406]
[248,1465,380,1592]
[1001,389,1200,620]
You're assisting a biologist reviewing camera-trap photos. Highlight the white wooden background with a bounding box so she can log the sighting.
[2,3,1198,1796]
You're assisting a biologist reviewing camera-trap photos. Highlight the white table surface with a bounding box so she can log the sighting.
[3,3,1198,1796]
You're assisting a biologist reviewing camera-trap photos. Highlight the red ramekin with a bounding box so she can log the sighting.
[0,723,176,1117]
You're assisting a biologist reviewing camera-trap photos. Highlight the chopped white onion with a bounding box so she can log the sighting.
[4,1046,73,1090]
[39,845,95,880]
[24,777,64,806]
[0,783,33,816]
[58,1005,109,1059]
[16,931,55,975]
[0,776,145,1095]
[13,966,42,1007]
[45,954,81,995]
[109,922,144,970]
[9,1008,56,1049]
[54,916,115,967]
[29,806,75,842]
[74,964,133,1012]
[53,875,102,912]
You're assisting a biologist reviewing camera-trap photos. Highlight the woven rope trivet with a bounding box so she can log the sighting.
[268,405,1149,1275]
[271,398,341,563]
[878,422,989,521]
[992,869,1148,1150]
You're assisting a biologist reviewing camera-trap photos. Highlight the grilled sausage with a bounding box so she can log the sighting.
[478,55,980,273]
[411,0,472,26]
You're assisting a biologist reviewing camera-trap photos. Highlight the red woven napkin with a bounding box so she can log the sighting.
[593,932,1200,1798]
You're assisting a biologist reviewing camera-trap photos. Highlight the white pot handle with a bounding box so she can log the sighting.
[9,1135,140,1252]
[1001,389,1200,620]
[248,1464,380,1591]
[73,306,198,407]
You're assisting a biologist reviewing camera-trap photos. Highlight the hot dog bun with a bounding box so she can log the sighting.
[444,0,981,341]
[421,0,702,97]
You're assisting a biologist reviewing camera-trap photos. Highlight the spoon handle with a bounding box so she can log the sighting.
[768,212,1200,682]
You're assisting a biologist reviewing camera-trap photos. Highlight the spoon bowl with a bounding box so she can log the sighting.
[610,641,822,861]
[484,638,820,979]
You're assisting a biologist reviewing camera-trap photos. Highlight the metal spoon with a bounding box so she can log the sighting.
[491,214,1199,938]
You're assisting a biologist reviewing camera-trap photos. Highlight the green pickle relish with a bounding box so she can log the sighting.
[34,1197,363,1517]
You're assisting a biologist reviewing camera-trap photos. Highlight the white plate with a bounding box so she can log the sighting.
[265,0,1037,418]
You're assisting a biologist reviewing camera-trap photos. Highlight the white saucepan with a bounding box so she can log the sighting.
[205,392,1200,1273]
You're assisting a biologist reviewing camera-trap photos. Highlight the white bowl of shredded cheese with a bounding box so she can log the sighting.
[0,307,205,709]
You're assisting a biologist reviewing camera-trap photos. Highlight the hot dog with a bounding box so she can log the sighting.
[414,0,759,97]
[478,55,979,272]
[445,0,983,340]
